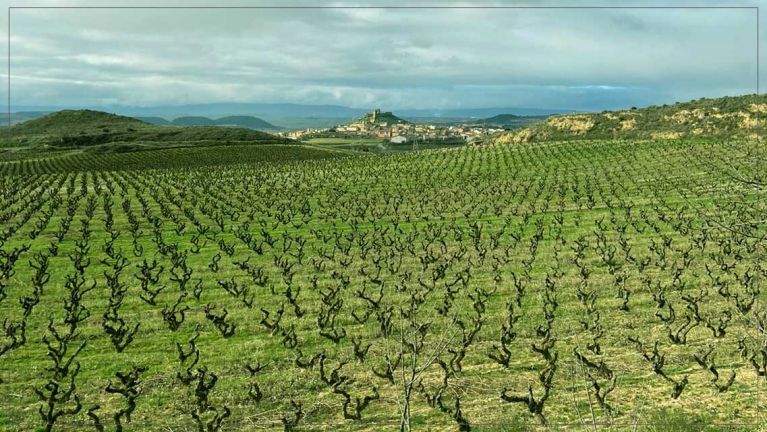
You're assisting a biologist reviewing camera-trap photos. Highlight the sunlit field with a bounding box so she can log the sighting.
[0,138,764,431]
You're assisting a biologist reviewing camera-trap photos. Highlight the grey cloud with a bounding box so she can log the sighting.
[1,0,763,111]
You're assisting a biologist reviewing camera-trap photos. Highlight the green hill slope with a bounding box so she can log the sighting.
[493,94,765,144]
[134,116,172,125]
[3,109,289,147]
[171,116,217,126]
[214,115,281,130]
[481,113,521,123]
[169,115,280,130]
[475,114,546,128]
[10,110,146,136]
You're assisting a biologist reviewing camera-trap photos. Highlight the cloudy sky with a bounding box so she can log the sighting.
[1,0,763,111]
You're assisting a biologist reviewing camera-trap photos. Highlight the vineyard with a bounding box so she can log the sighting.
[0,138,764,431]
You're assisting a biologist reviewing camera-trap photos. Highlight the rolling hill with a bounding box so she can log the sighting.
[171,116,217,126]
[479,113,521,123]
[214,115,280,130]
[473,114,547,128]
[355,109,410,125]
[134,116,172,125]
[9,102,572,120]
[135,115,280,130]
[493,94,766,144]
[3,109,289,148]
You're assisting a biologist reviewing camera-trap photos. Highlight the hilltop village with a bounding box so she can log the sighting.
[279,109,508,143]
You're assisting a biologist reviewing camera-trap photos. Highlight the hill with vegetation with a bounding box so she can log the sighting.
[136,115,280,130]
[480,113,521,123]
[171,116,217,126]
[493,94,765,144]
[355,109,411,125]
[2,109,289,148]
[165,115,280,130]
[473,113,547,128]
[214,115,280,130]
[134,116,172,125]
[8,110,145,136]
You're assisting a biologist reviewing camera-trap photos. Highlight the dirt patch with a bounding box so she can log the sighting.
[546,115,595,134]
[496,128,536,144]
[739,114,759,128]
[665,109,705,125]
[619,118,637,130]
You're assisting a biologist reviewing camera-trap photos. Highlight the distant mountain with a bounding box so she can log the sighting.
[3,109,289,147]
[399,117,468,125]
[397,107,569,118]
[134,116,172,125]
[214,116,281,130]
[397,113,546,128]
[74,103,368,120]
[474,114,547,128]
[154,103,367,119]
[481,114,521,123]
[267,117,352,130]
[133,115,283,130]
[1,111,52,126]
[172,116,217,126]
[493,94,766,144]
[8,103,572,124]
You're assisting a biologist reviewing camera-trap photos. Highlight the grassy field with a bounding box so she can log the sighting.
[0,144,346,175]
[304,136,466,154]
[0,138,764,431]
[304,137,388,153]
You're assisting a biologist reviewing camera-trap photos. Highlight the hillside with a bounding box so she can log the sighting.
[134,116,172,125]
[493,94,766,144]
[3,109,289,147]
[166,115,280,130]
[171,116,217,126]
[10,110,146,136]
[481,113,520,123]
[474,113,547,128]
[214,115,281,130]
[355,109,410,125]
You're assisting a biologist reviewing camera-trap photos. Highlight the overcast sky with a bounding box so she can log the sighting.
[1,0,763,111]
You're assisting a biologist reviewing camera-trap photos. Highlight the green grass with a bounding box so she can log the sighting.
[0,144,345,174]
[305,137,384,145]
[0,138,764,431]
[303,136,464,154]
